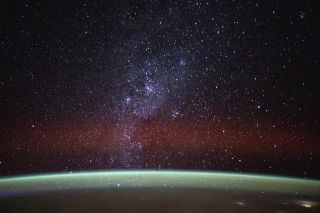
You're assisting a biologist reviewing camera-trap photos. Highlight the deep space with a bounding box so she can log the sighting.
[0,0,319,178]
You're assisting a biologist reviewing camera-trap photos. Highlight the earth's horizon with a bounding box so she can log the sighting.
[1,170,319,212]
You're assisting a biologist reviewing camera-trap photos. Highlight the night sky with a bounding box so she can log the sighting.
[1,0,319,178]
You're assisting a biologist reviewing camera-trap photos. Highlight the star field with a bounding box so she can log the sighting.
[0,0,319,177]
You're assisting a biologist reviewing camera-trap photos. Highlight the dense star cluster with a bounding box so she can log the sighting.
[0,1,319,177]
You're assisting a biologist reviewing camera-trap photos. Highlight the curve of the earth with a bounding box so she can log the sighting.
[0,171,319,197]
